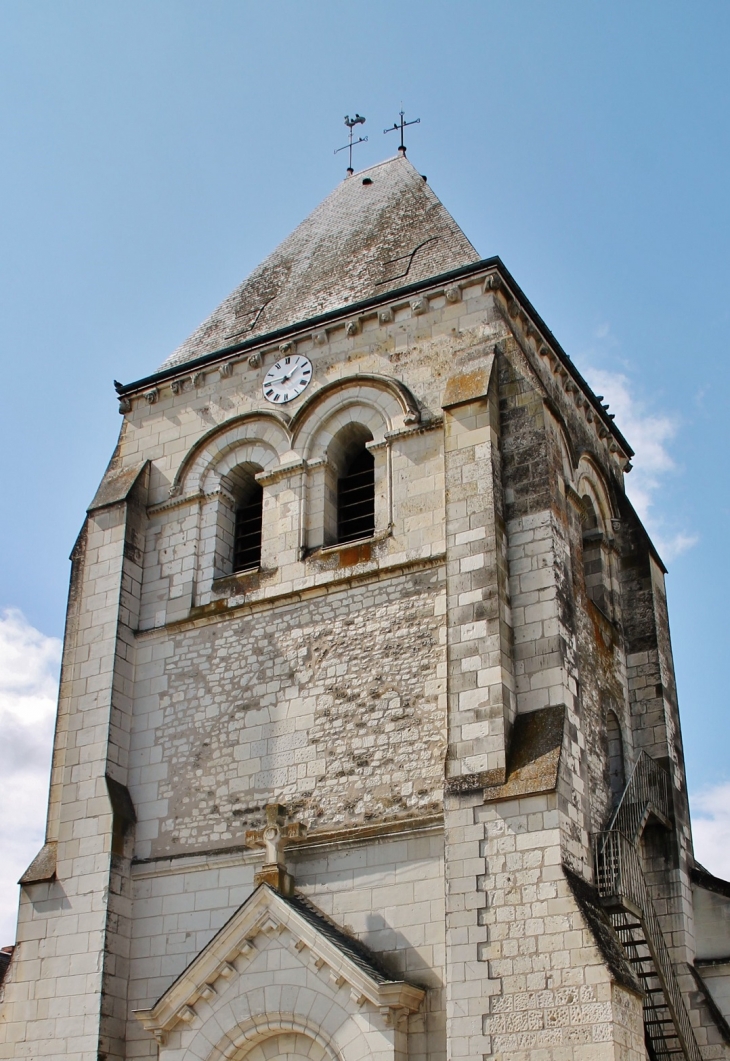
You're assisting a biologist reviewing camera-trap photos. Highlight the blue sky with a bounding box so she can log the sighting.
[0,1,729,937]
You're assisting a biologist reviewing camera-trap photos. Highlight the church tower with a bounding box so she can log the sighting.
[1,155,729,1061]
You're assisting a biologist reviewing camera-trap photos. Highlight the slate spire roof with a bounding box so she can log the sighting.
[160,154,479,370]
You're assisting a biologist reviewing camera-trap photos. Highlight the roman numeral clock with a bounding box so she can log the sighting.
[262,354,312,404]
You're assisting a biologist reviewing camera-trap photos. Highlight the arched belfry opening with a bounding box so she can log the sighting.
[226,463,264,572]
[337,447,375,543]
[606,709,626,809]
[581,494,608,613]
[325,423,375,545]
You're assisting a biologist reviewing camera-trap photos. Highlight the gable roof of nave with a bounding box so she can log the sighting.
[159,154,479,373]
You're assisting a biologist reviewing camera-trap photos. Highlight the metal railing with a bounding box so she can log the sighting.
[608,750,672,844]
[595,830,702,1061]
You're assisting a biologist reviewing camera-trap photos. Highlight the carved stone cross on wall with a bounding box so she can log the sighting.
[245,804,307,896]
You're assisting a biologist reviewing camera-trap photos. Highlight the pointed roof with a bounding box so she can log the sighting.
[159,155,479,371]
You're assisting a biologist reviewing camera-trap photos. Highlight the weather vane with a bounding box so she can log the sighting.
[384,108,420,155]
[335,114,367,175]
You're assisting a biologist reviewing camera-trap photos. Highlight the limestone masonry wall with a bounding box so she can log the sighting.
[132,570,446,860]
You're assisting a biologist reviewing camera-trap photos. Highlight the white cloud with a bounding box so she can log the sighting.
[0,609,61,945]
[583,367,697,562]
[691,783,730,880]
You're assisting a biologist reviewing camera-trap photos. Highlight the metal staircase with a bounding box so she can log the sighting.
[594,753,702,1061]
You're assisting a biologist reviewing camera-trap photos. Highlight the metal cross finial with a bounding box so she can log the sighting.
[384,108,420,155]
[335,114,368,175]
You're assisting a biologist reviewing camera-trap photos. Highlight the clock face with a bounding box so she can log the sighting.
[262,354,313,404]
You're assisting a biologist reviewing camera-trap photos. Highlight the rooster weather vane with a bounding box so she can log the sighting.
[334,109,422,176]
[335,114,368,175]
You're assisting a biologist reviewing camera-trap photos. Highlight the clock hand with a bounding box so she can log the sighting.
[267,364,301,385]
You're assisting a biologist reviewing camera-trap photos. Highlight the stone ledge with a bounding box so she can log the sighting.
[463,704,565,803]
[19,841,57,885]
[131,813,444,879]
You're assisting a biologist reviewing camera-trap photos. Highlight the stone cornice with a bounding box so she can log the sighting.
[493,295,632,472]
[131,813,444,879]
[255,459,307,487]
[147,486,235,517]
[114,259,633,470]
[383,415,443,442]
[116,257,504,400]
[147,491,204,516]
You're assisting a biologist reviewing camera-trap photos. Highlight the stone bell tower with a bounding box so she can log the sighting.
[1,154,729,1061]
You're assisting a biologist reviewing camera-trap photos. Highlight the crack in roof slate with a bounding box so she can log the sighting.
[159,155,479,371]
[375,236,439,285]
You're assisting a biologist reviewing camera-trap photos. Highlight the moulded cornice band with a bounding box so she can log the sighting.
[117,258,505,397]
[255,459,308,486]
[114,259,632,460]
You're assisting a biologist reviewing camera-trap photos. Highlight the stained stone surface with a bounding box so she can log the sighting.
[152,570,445,856]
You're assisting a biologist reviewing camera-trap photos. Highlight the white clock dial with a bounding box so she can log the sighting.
[262,354,313,404]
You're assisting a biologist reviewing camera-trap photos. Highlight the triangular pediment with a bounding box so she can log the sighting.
[134,884,424,1044]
